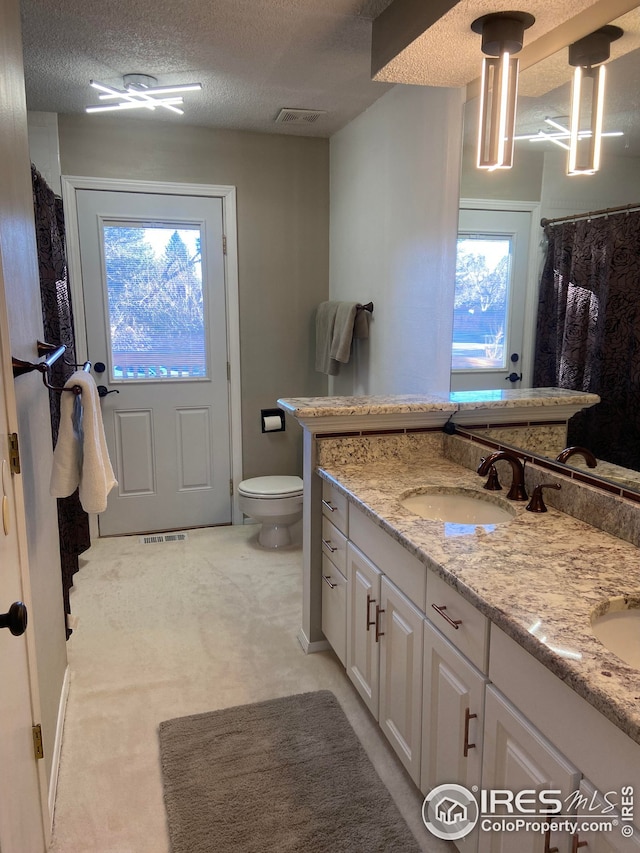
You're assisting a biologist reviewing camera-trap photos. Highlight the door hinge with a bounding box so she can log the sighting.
[8,433,20,474]
[229,479,234,496]
[32,724,44,760]
[222,235,227,255]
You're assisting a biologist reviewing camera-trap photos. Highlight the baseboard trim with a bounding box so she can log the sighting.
[48,664,70,827]
[297,628,330,654]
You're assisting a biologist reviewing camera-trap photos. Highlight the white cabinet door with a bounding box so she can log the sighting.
[573,780,640,852]
[421,619,487,796]
[480,686,580,853]
[346,543,382,718]
[378,576,424,785]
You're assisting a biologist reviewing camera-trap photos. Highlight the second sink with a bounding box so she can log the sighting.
[591,596,640,669]
[400,488,516,524]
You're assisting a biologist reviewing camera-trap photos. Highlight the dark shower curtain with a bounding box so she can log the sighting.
[533,209,640,470]
[32,165,91,637]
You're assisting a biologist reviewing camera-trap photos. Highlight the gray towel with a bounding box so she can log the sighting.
[315,301,370,375]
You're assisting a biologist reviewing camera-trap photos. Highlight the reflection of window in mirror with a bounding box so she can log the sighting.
[450,204,536,392]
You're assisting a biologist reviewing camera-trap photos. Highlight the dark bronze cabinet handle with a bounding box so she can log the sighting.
[572,836,587,853]
[544,829,559,853]
[432,603,462,629]
[375,605,385,642]
[366,594,376,630]
[463,708,477,757]
[0,601,28,636]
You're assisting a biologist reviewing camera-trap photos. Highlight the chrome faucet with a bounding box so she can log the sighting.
[477,451,528,501]
[555,446,597,467]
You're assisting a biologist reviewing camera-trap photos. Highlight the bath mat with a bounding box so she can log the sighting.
[158,690,422,853]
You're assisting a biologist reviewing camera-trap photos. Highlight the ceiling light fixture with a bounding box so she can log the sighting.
[514,116,624,151]
[471,11,535,171]
[86,74,202,116]
[567,26,623,175]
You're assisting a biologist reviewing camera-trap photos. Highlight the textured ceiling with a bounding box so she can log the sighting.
[20,0,640,144]
[20,0,396,137]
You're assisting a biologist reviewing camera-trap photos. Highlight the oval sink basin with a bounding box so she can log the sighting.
[399,488,516,524]
[590,597,640,669]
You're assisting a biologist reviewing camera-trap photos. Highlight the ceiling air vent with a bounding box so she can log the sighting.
[275,108,326,125]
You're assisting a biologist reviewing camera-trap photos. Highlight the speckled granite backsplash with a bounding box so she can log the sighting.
[444,434,640,550]
[316,432,445,467]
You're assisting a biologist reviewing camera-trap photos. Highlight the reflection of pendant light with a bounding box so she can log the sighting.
[472,12,535,170]
[86,74,202,116]
[567,26,623,175]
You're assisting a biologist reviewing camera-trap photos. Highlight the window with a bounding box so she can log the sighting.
[451,234,513,371]
[102,222,206,380]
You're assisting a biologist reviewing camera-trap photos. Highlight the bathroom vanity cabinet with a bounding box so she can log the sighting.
[318,475,640,853]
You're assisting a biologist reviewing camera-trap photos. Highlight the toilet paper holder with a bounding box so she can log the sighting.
[261,408,286,433]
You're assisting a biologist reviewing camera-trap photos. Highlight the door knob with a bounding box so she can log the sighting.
[0,601,28,636]
[97,386,120,398]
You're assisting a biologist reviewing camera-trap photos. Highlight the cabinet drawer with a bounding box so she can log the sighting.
[321,555,347,666]
[321,517,347,575]
[426,570,489,673]
[322,480,348,535]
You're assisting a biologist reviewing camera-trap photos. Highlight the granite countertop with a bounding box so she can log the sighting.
[279,388,599,419]
[317,455,640,745]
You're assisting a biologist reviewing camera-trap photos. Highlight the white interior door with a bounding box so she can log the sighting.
[76,190,231,536]
[451,206,534,392]
[0,349,46,849]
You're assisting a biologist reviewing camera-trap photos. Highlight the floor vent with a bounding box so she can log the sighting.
[139,533,188,545]
[275,108,326,125]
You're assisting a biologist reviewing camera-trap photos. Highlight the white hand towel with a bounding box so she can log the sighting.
[50,371,117,513]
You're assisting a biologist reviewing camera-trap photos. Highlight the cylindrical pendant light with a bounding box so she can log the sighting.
[472,11,535,171]
[567,26,623,175]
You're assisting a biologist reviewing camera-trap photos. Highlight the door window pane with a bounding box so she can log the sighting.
[451,235,512,370]
[102,223,206,380]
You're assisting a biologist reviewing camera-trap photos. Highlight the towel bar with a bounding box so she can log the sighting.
[12,341,91,394]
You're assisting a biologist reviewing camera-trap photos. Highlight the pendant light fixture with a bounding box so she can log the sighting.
[86,74,202,116]
[471,11,535,170]
[567,26,623,175]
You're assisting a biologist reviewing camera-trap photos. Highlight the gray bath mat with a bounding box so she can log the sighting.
[158,690,422,852]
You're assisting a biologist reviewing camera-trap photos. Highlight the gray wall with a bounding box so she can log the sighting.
[58,115,329,479]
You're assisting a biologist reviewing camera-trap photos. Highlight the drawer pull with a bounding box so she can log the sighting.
[375,605,385,642]
[432,603,462,629]
[463,708,477,757]
[322,499,337,512]
[366,594,376,630]
[322,574,337,589]
[544,829,559,853]
[322,538,337,553]
[572,837,587,853]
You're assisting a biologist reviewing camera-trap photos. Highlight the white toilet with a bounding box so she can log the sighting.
[238,475,303,549]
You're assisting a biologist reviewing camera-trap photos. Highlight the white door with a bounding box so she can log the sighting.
[451,207,533,392]
[0,349,46,849]
[76,190,231,536]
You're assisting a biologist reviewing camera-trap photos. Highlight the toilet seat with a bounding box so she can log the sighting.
[238,476,303,499]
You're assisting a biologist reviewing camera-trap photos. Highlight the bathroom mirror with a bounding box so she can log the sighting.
[457,7,640,493]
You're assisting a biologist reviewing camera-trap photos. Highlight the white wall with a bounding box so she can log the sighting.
[329,83,465,396]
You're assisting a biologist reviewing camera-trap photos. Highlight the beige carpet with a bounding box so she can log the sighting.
[50,525,453,853]
[159,691,422,853]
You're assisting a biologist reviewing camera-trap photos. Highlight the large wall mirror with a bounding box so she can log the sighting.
[457,6,640,493]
